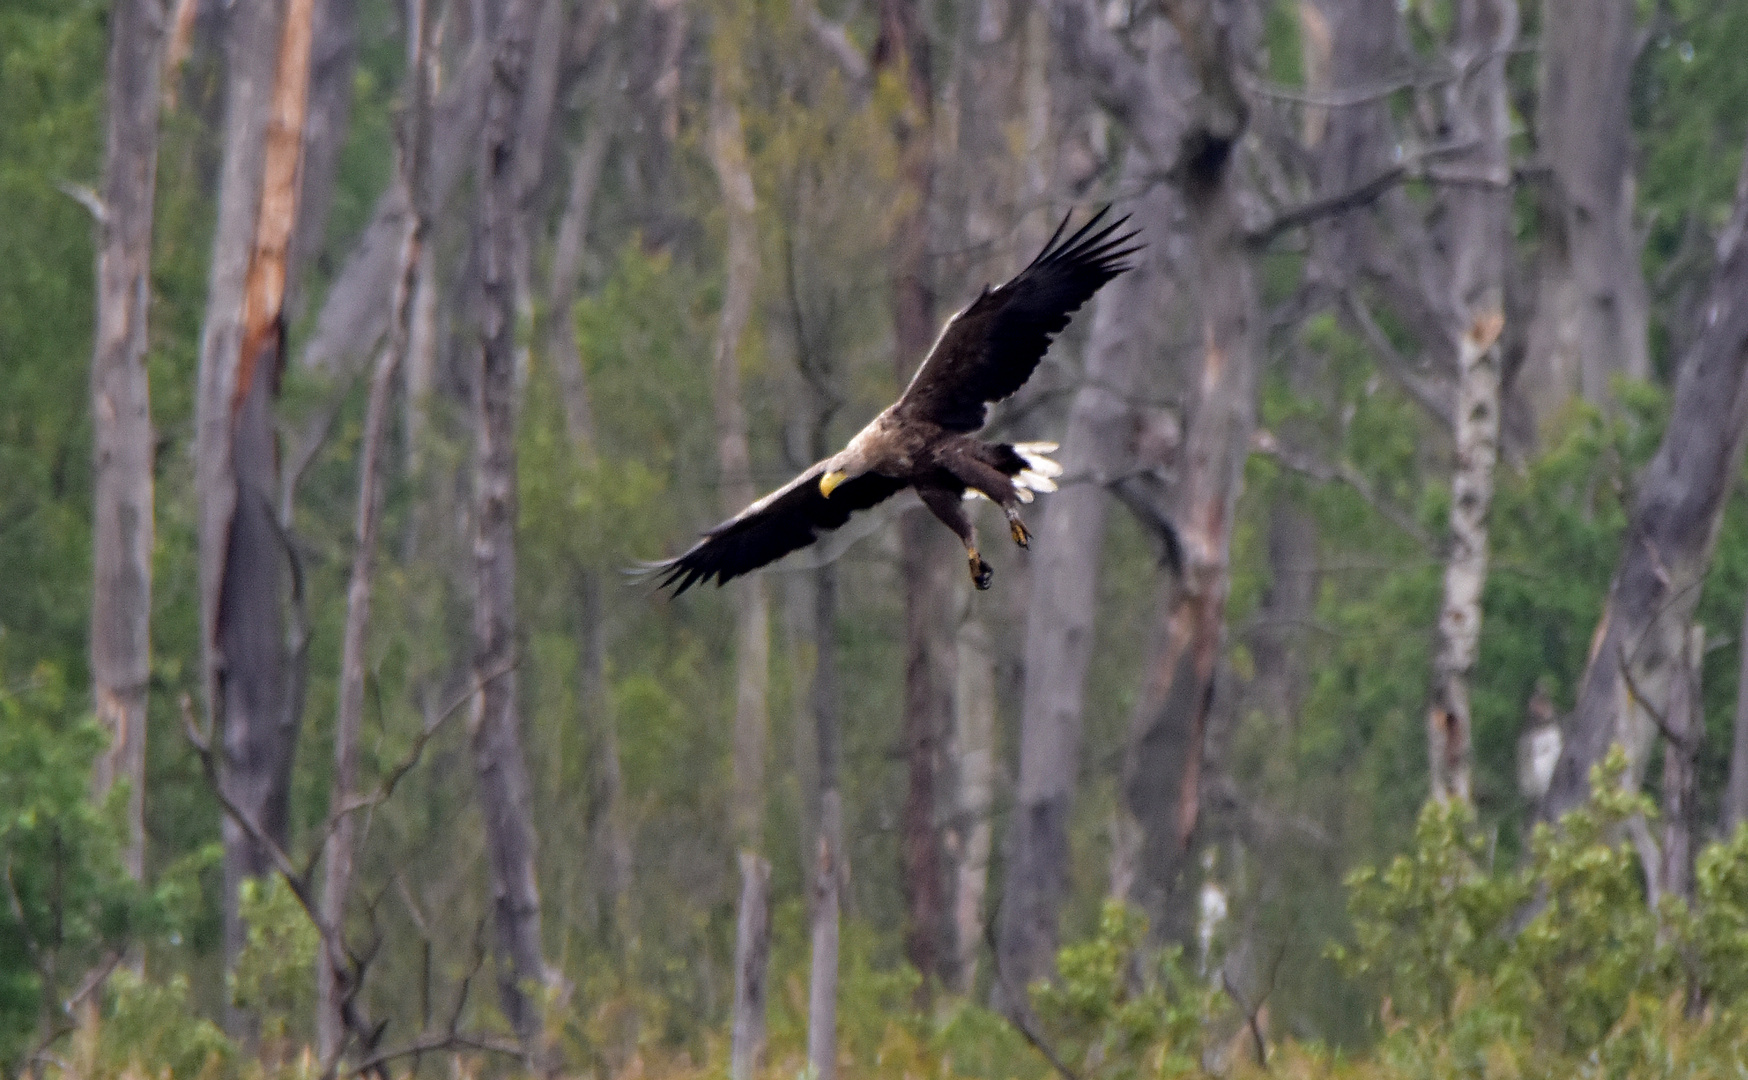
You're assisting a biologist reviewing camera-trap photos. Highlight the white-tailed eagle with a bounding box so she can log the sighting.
[654,207,1138,594]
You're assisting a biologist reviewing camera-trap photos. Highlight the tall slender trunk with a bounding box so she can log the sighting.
[807,566,844,1080]
[89,0,166,886]
[707,60,771,848]
[316,2,431,1057]
[709,44,775,1070]
[469,0,552,1049]
[1117,0,1258,939]
[730,851,773,1080]
[1426,0,1515,804]
[1545,148,1748,820]
[945,615,994,994]
[996,151,1164,1007]
[875,0,954,992]
[1518,0,1648,435]
[193,0,316,1028]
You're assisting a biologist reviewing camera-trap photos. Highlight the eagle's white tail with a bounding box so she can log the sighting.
[1012,442,1061,502]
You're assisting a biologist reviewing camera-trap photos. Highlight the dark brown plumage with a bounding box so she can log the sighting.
[652,207,1139,595]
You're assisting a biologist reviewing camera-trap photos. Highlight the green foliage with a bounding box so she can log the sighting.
[229,877,319,1049]
[95,969,233,1080]
[1032,901,1215,1080]
[0,666,139,1069]
[1334,748,1748,1075]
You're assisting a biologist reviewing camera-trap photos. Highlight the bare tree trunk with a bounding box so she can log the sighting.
[1426,0,1515,805]
[945,615,994,994]
[1545,148,1748,821]
[875,0,954,993]
[1518,0,1648,435]
[995,152,1165,1008]
[89,0,166,887]
[709,44,776,1068]
[730,852,773,1080]
[316,2,431,1057]
[807,566,844,1080]
[1117,0,1259,939]
[707,60,771,849]
[1659,625,1704,904]
[469,0,552,1050]
[1726,592,1748,834]
[192,0,314,1029]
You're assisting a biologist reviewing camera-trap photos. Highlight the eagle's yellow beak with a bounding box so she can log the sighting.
[819,470,848,498]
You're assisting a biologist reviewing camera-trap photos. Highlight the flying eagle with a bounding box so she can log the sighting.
[653,207,1139,595]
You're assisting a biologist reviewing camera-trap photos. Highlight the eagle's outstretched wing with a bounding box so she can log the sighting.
[652,465,908,595]
[895,207,1140,432]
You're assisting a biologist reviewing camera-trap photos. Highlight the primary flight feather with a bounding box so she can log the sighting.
[652,206,1139,595]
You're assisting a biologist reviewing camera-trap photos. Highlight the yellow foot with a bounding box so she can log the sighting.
[1009,518,1031,549]
[968,551,993,590]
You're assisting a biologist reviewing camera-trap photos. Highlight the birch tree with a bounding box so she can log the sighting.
[1425,0,1516,805]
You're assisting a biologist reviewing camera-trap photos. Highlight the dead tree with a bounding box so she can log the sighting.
[191,0,314,1024]
[1108,0,1262,941]
[996,149,1180,1006]
[89,0,167,885]
[874,0,956,992]
[1545,146,1748,821]
[708,33,776,1072]
[468,0,554,1051]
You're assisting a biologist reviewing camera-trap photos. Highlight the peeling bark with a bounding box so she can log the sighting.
[89,0,166,886]
[1116,0,1260,941]
[191,0,315,1027]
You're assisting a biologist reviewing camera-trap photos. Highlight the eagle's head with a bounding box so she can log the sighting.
[818,431,881,498]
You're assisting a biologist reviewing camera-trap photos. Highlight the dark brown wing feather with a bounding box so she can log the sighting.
[895,206,1140,432]
[654,464,908,594]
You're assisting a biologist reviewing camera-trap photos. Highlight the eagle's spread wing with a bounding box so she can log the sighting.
[895,207,1140,432]
[653,465,908,594]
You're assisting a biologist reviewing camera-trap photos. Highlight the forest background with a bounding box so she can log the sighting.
[7,0,1748,1076]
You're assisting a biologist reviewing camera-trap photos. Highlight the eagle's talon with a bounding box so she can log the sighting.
[969,553,993,590]
[1009,519,1031,548]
